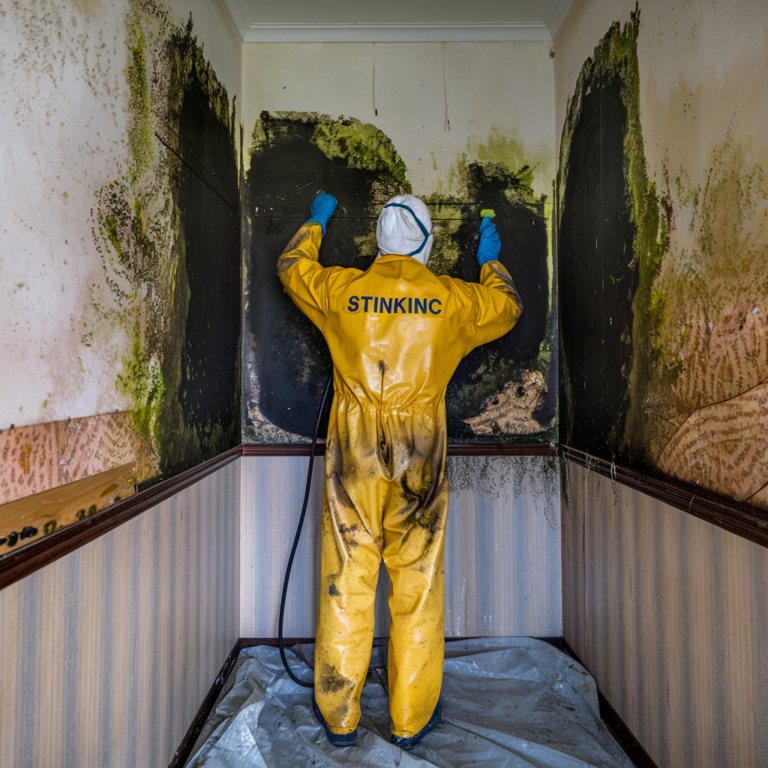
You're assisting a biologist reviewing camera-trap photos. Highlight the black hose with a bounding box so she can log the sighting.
[278,375,333,687]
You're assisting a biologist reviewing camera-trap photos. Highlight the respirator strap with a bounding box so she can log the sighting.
[383,202,430,257]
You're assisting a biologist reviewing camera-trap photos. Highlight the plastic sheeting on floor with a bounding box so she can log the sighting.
[188,637,633,768]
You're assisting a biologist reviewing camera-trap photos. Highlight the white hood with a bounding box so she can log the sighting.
[375,194,433,266]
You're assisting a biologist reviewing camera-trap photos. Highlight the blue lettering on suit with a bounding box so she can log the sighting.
[345,295,443,316]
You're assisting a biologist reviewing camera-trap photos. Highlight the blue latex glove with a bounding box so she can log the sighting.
[305,193,338,235]
[477,215,501,266]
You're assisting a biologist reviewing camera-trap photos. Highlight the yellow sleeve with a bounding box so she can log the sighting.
[277,222,347,331]
[456,260,523,353]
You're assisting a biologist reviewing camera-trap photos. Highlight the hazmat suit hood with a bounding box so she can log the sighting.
[376,194,434,266]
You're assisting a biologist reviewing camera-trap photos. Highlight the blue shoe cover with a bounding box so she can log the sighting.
[390,702,441,750]
[312,694,357,747]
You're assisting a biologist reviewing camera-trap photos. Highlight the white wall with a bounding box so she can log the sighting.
[554,0,768,174]
[242,41,555,198]
[0,0,242,431]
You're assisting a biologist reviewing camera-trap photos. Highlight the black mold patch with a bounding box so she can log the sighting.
[157,26,240,477]
[175,66,240,455]
[558,77,637,459]
[243,115,555,444]
[446,163,553,440]
[244,116,404,439]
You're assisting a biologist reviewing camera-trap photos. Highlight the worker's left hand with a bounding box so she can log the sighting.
[305,193,338,235]
[477,215,501,266]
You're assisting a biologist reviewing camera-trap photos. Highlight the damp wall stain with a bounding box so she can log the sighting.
[557,9,768,510]
[243,112,556,444]
[243,113,407,441]
[558,76,636,458]
[557,9,665,462]
[170,26,240,472]
[447,162,555,441]
[94,7,241,482]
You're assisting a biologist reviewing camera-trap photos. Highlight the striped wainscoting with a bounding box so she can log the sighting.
[240,454,562,638]
[0,458,241,768]
[562,459,768,768]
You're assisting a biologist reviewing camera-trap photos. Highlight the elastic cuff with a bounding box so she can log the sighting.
[328,725,357,735]
[304,219,326,236]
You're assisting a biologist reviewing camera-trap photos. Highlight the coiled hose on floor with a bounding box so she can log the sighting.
[278,376,333,687]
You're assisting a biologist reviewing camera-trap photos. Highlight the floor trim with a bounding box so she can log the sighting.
[243,443,557,456]
[554,637,659,768]
[169,638,314,768]
[558,444,768,549]
[170,636,657,768]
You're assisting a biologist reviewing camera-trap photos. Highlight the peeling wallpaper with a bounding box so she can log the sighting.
[555,0,768,509]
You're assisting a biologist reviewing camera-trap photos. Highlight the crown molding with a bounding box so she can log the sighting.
[243,22,551,43]
[544,0,576,39]
[223,0,254,39]
[222,0,578,43]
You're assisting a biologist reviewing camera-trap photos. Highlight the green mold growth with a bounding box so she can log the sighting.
[447,159,556,442]
[312,120,411,195]
[126,12,154,183]
[424,199,462,277]
[92,6,240,483]
[472,133,528,173]
[556,8,668,462]
[250,112,411,197]
[164,17,237,156]
[118,330,165,444]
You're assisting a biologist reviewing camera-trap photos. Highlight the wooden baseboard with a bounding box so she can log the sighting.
[168,638,243,768]
[243,443,557,456]
[555,637,659,768]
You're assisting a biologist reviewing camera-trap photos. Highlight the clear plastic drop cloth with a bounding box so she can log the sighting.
[187,637,633,768]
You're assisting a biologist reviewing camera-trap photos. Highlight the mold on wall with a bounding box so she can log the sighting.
[242,112,556,444]
[93,6,241,482]
[557,4,768,510]
[243,112,408,442]
[0,0,241,554]
[557,11,656,458]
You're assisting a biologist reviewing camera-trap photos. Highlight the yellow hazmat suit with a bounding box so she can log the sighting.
[277,220,522,738]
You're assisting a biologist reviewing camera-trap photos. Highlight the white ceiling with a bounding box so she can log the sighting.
[223,0,577,42]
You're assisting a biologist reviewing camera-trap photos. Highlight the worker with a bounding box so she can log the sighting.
[277,192,522,750]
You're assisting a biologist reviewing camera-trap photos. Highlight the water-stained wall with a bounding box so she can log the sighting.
[555,1,768,510]
[240,43,558,444]
[0,0,243,553]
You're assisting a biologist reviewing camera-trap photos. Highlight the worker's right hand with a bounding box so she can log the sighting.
[305,193,338,236]
[477,215,501,266]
